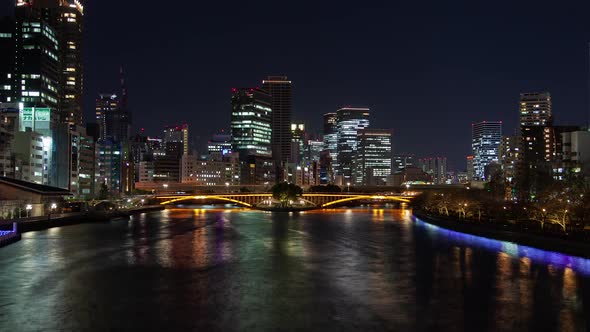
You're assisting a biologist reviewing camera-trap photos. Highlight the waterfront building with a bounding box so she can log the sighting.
[356,129,392,185]
[471,121,502,181]
[13,129,50,184]
[96,139,122,195]
[335,107,370,183]
[230,88,272,158]
[262,76,291,164]
[19,106,69,189]
[181,153,240,186]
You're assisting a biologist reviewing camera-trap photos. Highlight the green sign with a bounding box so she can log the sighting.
[19,107,53,132]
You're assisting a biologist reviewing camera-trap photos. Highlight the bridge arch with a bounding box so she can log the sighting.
[160,195,254,207]
[318,195,410,208]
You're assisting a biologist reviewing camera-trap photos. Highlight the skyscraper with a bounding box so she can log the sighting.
[230,88,272,158]
[471,121,502,181]
[290,122,305,164]
[16,0,85,125]
[13,4,61,111]
[95,94,119,139]
[335,107,370,183]
[519,92,552,127]
[356,129,392,185]
[322,112,338,178]
[262,76,291,163]
[517,92,554,198]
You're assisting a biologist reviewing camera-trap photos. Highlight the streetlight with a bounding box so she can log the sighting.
[225,182,230,193]
[26,204,32,218]
[347,182,351,193]
[163,183,168,193]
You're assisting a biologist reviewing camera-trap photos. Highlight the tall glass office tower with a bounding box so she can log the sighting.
[336,107,370,183]
[231,88,272,158]
[472,121,502,180]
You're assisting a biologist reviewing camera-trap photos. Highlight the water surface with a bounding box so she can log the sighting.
[0,208,588,331]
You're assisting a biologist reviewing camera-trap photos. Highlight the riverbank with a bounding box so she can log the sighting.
[413,210,590,259]
[0,205,165,236]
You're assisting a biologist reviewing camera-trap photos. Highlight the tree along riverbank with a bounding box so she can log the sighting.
[413,210,590,259]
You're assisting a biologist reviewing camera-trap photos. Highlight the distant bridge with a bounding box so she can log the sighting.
[155,193,412,209]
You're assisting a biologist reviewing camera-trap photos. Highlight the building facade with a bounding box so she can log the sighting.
[230,88,272,158]
[419,157,447,184]
[335,107,370,184]
[261,76,291,164]
[356,129,392,185]
[471,121,502,181]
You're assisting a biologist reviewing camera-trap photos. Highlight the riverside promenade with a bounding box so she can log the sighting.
[413,210,590,259]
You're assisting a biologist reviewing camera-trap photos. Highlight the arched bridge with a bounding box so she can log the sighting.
[155,193,412,209]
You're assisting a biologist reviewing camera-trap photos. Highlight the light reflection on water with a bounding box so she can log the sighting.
[1,207,588,331]
[414,217,590,277]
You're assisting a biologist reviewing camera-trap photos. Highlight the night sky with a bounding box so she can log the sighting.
[2,1,590,170]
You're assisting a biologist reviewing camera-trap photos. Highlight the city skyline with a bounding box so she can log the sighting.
[2,1,589,169]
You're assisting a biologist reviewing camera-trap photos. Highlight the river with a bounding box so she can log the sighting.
[0,207,589,331]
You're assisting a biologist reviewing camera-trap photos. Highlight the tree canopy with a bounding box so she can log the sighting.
[271,182,303,205]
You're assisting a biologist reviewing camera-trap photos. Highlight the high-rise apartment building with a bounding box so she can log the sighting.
[356,129,392,185]
[519,92,552,127]
[498,136,519,183]
[230,88,272,158]
[335,107,370,183]
[471,121,502,181]
[262,76,291,163]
